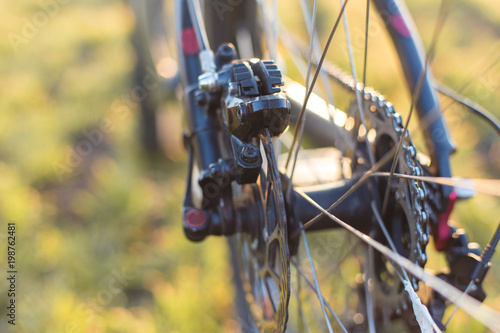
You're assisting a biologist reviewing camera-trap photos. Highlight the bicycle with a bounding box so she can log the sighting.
[142,0,500,331]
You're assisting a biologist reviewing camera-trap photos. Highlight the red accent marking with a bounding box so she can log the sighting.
[390,14,411,38]
[434,189,457,251]
[182,28,199,55]
[185,209,206,228]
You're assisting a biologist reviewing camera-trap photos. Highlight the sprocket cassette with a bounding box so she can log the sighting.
[327,65,431,312]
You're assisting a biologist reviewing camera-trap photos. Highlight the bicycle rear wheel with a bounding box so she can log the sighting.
[199,0,500,331]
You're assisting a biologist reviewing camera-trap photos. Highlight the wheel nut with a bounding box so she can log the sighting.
[241,144,259,163]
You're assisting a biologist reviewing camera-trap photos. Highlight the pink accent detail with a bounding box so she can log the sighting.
[185,209,206,228]
[435,190,458,251]
[182,28,199,55]
[390,14,411,38]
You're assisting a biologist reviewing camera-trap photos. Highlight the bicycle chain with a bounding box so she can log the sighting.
[316,61,433,310]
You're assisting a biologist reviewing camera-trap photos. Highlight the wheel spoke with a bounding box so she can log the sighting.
[434,82,500,137]
[370,201,408,281]
[291,258,348,333]
[363,244,376,333]
[301,0,318,91]
[318,236,359,281]
[285,0,351,178]
[228,1,499,331]
[271,0,278,60]
[361,0,370,97]
[339,0,376,167]
[370,201,441,331]
[294,187,500,332]
[371,172,500,198]
[284,30,318,181]
[301,229,335,333]
[255,0,275,59]
[298,0,336,108]
[443,281,475,329]
[291,277,313,333]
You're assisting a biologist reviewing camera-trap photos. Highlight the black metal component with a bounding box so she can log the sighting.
[232,62,259,97]
[427,273,450,329]
[197,139,263,193]
[198,158,237,208]
[225,93,290,140]
[249,59,283,95]
[470,221,500,284]
[427,223,498,326]
[180,48,291,223]
[241,144,259,163]
[181,133,233,241]
[175,0,227,172]
[231,136,262,184]
[223,59,290,140]
[428,266,486,328]
[181,137,209,242]
[292,178,373,233]
[443,228,486,302]
[426,226,487,324]
[183,207,210,242]
[215,43,238,69]
[183,203,236,241]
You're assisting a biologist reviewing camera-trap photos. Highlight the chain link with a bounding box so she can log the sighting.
[317,59,434,308]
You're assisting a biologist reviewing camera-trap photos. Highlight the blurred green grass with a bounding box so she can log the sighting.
[1,0,237,332]
[0,0,499,332]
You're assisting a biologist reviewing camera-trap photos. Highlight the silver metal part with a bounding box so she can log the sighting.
[198,49,220,92]
[198,71,219,92]
[199,49,216,72]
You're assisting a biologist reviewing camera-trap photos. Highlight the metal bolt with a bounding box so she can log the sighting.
[241,144,259,163]
[229,82,240,96]
[216,43,237,67]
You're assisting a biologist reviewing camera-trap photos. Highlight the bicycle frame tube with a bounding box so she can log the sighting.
[373,0,454,189]
[175,0,227,171]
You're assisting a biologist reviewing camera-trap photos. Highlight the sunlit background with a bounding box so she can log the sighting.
[0,0,499,332]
